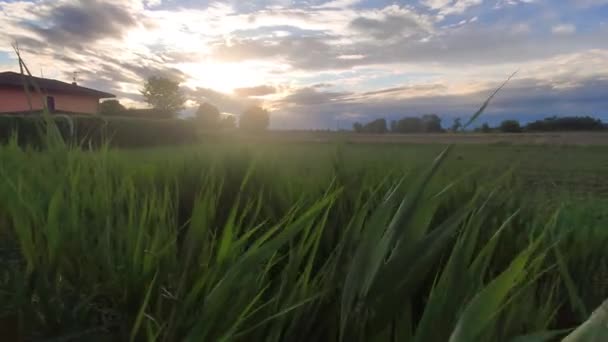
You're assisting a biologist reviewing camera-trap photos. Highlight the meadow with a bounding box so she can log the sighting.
[1,130,608,341]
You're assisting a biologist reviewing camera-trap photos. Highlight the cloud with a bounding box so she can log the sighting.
[349,6,433,40]
[28,0,137,47]
[1,0,607,128]
[552,24,576,35]
[280,87,351,106]
[234,85,277,97]
[187,87,258,114]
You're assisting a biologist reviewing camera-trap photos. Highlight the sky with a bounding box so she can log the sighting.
[1,0,607,129]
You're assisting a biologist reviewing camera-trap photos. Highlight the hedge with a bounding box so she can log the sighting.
[0,114,197,148]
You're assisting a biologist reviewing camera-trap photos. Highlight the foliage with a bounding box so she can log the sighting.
[195,102,221,129]
[0,115,196,148]
[140,76,185,117]
[240,106,270,131]
[0,131,607,340]
[500,119,523,133]
[357,115,442,134]
[353,118,387,133]
[480,122,491,133]
[99,99,126,116]
[525,116,605,132]
[221,115,237,129]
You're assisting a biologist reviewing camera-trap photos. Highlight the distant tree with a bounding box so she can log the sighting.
[195,102,221,128]
[240,106,270,131]
[421,114,442,132]
[364,118,388,133]
[221,115,237,129]
[99,99,126,116]
[451,117,462,132]
[499,120,522,133]
[525,116,605,132]
[390,120,397,133]
[394,117,422,133]
[480,122,491,133]
[353,122,363,133]
[141,76,185,117]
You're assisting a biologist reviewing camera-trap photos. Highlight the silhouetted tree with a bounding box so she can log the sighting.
[99,99,126,116]
[195,102,221,128]
[480,122,491,133]
[394,117,422,133]
[525,116,605,131]
[221,115,237,129]
[368,118,388,133]
[141,76,185,117]
[451,117,462,132]
[353,122,363,132]
[499,120,522,133]
[240,106,270,131]
[421,114,442,132]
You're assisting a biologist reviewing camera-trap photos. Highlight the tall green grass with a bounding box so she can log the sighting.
[0,138,606,341]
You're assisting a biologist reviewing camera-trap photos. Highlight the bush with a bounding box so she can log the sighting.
[353,118,387,133]
[0,114,197,148]
[525,116,605,131]
[499,120,522,133]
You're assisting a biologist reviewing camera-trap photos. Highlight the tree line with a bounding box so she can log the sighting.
[99,76,270,131]
[353,115,606,134]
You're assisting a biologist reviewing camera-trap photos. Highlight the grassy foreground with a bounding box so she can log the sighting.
[1,136,607,341]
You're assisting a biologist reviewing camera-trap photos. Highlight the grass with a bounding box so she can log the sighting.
[0,136,607,341]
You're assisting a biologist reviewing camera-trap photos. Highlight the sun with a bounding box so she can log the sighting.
[178,60,273,94]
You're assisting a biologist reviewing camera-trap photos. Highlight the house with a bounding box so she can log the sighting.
[0,71,115,114]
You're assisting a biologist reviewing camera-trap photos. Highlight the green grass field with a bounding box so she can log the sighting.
[1,136,608,341]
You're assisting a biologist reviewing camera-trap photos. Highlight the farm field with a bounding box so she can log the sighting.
[233,131,608,146]
[1,137,608,341]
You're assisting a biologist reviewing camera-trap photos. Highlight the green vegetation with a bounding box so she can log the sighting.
[0,115,196,147]
[1,131,607,340]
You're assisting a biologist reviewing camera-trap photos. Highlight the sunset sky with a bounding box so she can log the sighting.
[1,0,607,128]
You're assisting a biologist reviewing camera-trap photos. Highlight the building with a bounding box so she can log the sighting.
[0,71,115,114]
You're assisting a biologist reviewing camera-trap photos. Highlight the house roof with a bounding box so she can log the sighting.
[0,71,115,98]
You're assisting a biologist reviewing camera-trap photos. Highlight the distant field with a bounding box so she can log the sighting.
[232,131,608,145]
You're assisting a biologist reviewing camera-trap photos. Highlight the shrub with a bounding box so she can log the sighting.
[499,120,522,133]
[0,115,197,148]
[525,116,605,131]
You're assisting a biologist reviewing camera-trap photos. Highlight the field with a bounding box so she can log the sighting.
[1,132,608,341]
[235,131,608,145]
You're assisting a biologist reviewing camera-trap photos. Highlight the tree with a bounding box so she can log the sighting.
[480,122,491,133]
[451,117,462,132]
[353,122,363,133]
[499,120,522,133]
[221,115,237,129]
[141,76,185,117]
[525,116,605,131]
[195,102,221,128]
[240,106,270,131]
[421,114,442,132]
[99,99,126,116]
[394,117,422,133]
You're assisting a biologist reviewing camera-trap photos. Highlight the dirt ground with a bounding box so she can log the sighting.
[234,131,608,145]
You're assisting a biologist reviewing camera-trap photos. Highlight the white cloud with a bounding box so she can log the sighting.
[552,23,576,35]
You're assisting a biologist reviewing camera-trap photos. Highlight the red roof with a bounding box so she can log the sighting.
[0,71,115,98]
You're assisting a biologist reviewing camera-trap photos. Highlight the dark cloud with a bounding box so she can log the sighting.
[350,13,429,40]
[281,87,351,106]
[361,84,447,97]
[28,0,136,47]
[234,85,276,97]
